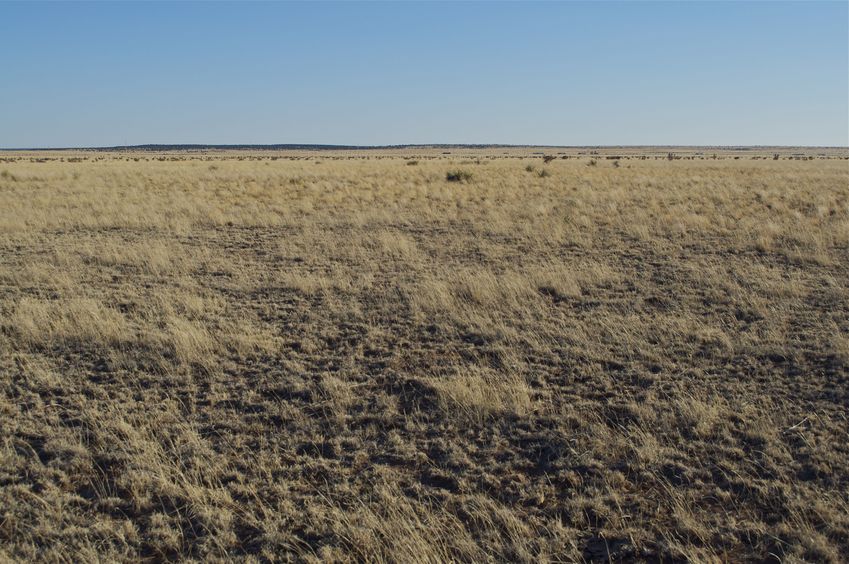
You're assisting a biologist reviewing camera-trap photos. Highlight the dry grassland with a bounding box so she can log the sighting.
[1,150,848,561]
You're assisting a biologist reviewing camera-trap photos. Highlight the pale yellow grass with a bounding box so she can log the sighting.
[0,151,847,562]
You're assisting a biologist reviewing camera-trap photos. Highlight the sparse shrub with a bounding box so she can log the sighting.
[773,154,780,160]
[612,160,620,168]
[525,165,535,173]
[543,155,556,164]
[406,160,419,166]
[446,170,473,183]
[588,159,597,166]
[537,169,550,178]
[0,170,17,181]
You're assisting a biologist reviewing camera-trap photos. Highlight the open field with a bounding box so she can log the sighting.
[1,149,848,562]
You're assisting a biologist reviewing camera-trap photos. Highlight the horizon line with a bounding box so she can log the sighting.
[2,143,848,152]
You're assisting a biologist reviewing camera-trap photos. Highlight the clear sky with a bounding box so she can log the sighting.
[1,1,847,148]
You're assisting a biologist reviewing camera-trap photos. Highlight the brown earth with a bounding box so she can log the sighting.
[1,150,848,561]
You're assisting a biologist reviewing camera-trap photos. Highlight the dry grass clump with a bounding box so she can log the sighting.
[1,150,848,561]
[10,297,133,349]
[431,366,532,424]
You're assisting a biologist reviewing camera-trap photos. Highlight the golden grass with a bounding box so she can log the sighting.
[432,366,532,424]
[0,149,847,561]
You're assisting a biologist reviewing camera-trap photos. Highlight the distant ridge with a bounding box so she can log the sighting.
[4,144,529,152]
[2,144,845,151]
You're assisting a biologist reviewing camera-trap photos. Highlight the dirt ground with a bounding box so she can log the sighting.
[1,149,847,562]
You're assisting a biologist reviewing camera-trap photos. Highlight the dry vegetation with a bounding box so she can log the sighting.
[0,149,848,562]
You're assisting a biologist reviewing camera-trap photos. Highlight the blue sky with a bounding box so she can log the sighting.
[1,1,846,147]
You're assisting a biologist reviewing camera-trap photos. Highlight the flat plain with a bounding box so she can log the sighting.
[1,148,848,562]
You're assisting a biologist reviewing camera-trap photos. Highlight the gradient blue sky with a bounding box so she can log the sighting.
[1,1,847,148]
